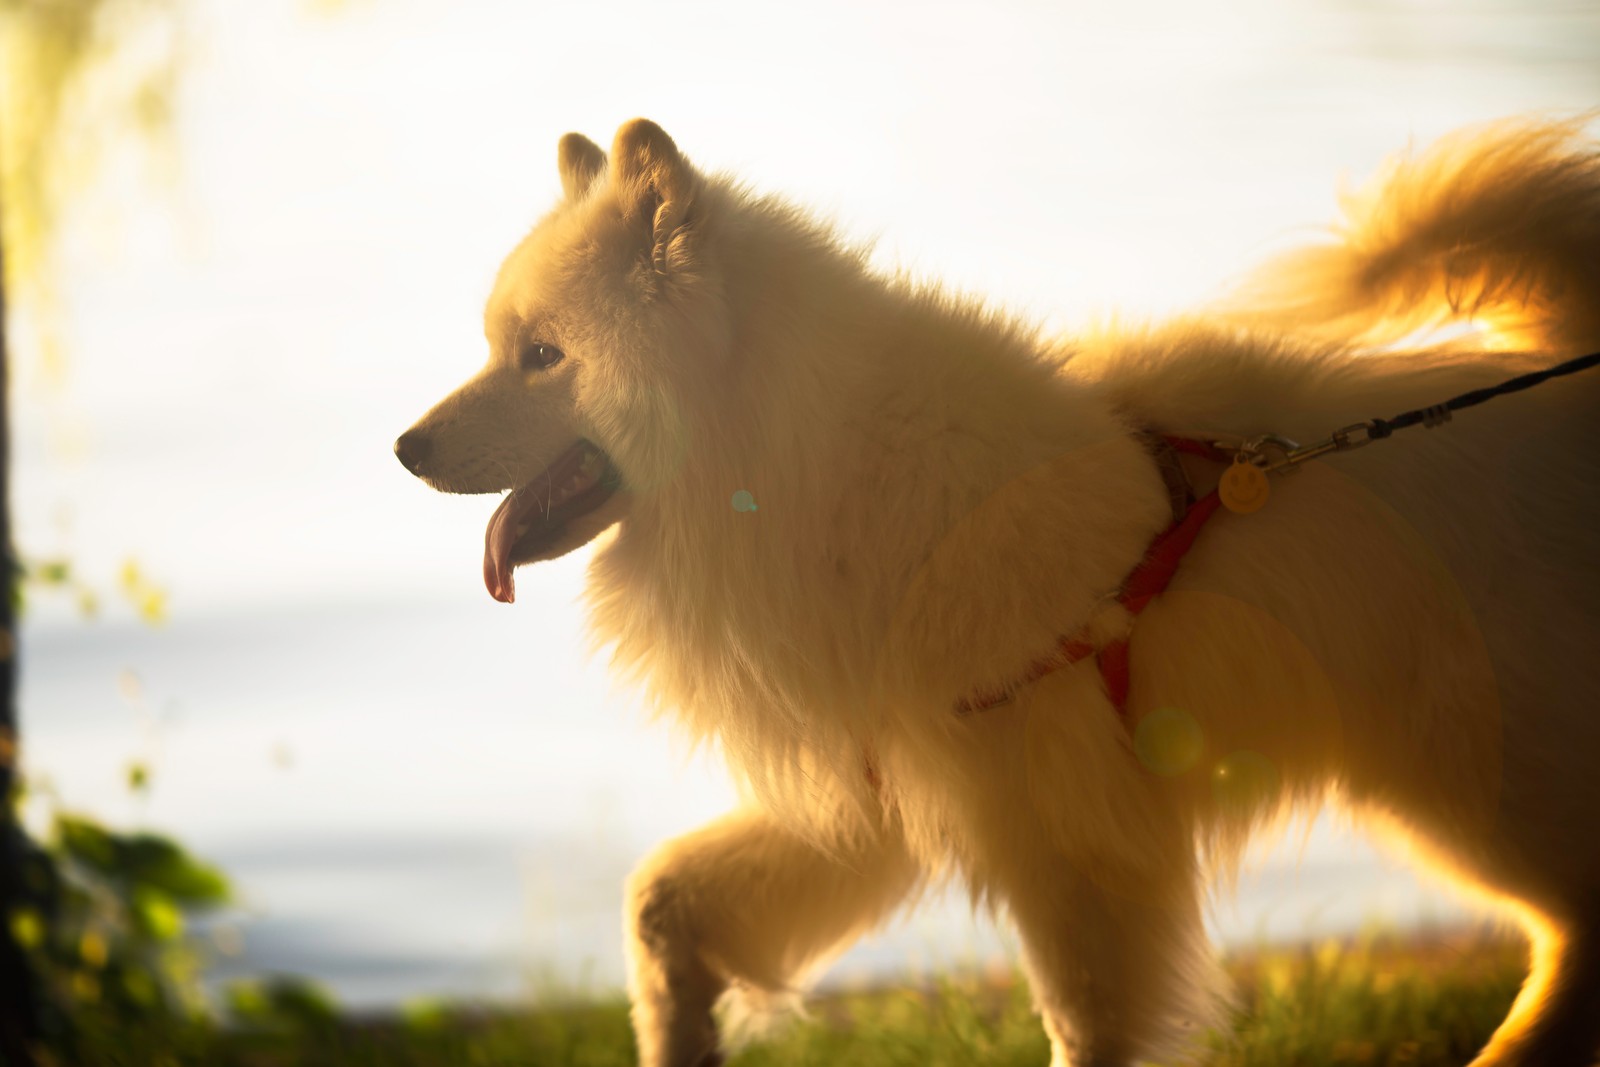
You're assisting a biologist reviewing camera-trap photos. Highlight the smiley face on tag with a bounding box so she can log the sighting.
[1219,455,1270,513]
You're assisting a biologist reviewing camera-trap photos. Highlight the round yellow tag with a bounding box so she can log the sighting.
[1219,456,1270,514]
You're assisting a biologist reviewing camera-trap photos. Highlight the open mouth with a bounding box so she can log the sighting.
[483,439,622,603]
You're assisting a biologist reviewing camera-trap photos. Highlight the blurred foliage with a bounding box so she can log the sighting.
[9,767,349,1062]
[15,553,168,623]
[7,798,230,1056]
[0,0,185,380]
[225,976,341,1035]
[6,545,207,1062]
[3,3,360,1063]
[11,774,347,1062]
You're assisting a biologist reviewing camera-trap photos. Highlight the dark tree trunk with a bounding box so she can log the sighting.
[0,139,41,1066]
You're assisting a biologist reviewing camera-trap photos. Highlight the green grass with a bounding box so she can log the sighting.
[39,929,1526,1067]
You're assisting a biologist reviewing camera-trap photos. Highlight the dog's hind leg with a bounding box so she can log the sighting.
[624,808,919,1067]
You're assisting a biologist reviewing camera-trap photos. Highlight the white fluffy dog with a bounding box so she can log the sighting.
[398,117,1600,1066]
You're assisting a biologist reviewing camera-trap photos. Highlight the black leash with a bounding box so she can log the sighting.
[1369,348,1600,438]
[1228,349,1600,475]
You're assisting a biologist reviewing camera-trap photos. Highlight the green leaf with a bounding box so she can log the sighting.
[227,976,340,1032]
[264,976,340,1030]
[56,814,117,875]
[225,979,271,1022]
[120,967,158,1008]
[123,833,231,906]
[32,560,72,585]
[402,997,448,1033]
[132,887,183,941]
[9,558,25,617]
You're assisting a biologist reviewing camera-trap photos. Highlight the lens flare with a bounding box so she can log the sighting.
[1133,706,1204,776]
[1211,750,1281,810]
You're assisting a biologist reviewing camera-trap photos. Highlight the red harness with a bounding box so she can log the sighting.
[953,434,1233,716]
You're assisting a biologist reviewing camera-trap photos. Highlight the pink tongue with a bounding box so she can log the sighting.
[483,490,530,604]
[482,443,589,603]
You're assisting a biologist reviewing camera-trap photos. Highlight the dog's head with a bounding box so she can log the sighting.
[396,120,730,602]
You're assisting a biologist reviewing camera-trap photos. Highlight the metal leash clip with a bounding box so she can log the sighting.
[1238,421,1387,474]
[1238,432,1306,474]
[1216,421,1378,513]
[1328,420,1388,450]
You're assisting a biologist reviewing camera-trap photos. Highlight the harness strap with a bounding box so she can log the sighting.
[954,433,1231,716]
[1096,487,1224,711]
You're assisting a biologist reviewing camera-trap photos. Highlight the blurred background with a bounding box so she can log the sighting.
[7,0,1598,1011]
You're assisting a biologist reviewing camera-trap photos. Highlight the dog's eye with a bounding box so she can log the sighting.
[520,343,565,372]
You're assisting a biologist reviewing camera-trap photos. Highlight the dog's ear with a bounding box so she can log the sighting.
[610,118,699,274]
[558,133,606,200]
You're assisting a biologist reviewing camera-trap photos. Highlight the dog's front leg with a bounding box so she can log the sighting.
[998,851,1221,1067]
[625,807,919,1067]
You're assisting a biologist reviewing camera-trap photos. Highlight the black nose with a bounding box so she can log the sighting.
[394,430,431,475]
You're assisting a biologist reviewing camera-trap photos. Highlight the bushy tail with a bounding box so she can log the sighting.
[1223,116,1600,356]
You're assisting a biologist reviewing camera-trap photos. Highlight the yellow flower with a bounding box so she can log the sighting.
[119,559,144,595]
[8,908,43,951]
[79,929,108,969]
[138,588,169,626]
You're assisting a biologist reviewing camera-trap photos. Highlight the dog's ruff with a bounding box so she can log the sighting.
[402,117,1600,1067]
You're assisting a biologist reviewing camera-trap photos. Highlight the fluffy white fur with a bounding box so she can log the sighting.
[401,117,1600,1066]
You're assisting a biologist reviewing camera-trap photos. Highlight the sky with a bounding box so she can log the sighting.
[11,0,1600,1007]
